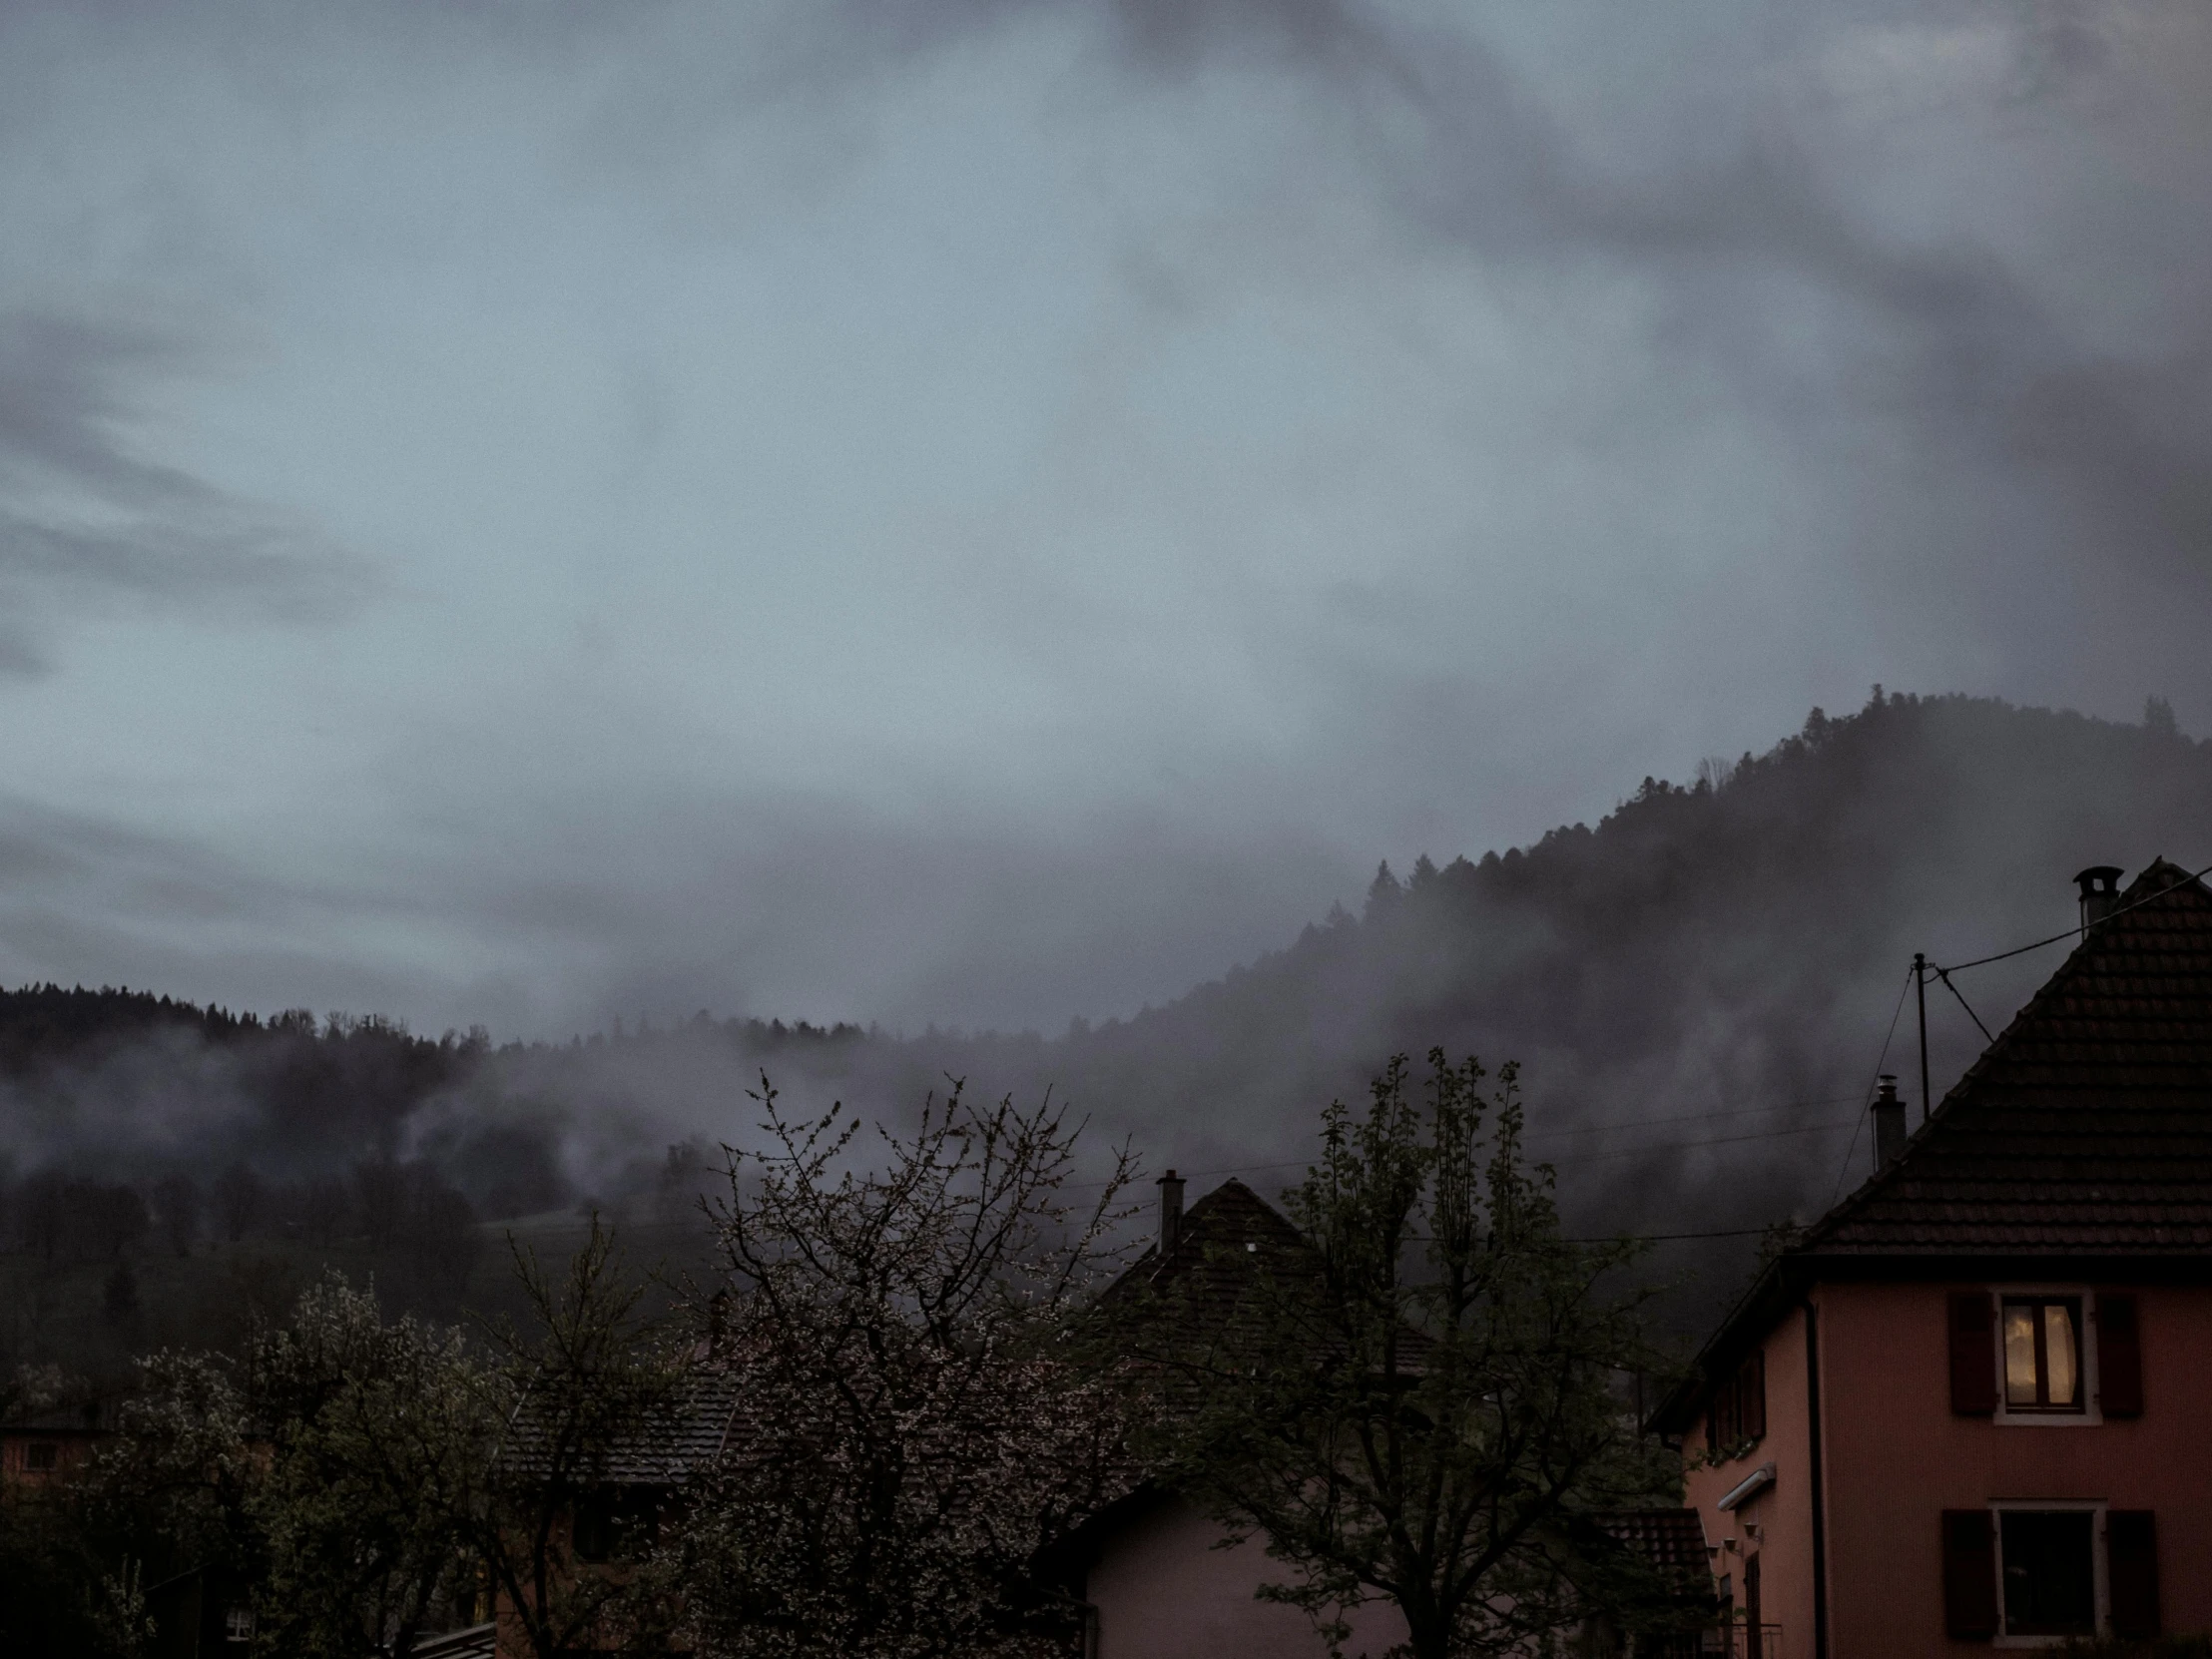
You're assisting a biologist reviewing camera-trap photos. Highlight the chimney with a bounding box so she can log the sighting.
[2075,865,2124,933]
[1157,1170,1185,1259]
[1872,1075,1907,1168]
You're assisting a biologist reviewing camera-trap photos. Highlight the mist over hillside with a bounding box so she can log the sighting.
[4,689,2207,1358]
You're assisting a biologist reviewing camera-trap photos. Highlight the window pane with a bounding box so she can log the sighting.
[2003,1305,2039,1405]
[2000,1510,2095,1635]
[2042,1304,2079,1406]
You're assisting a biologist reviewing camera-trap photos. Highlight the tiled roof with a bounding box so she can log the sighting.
[1,1396,116,1434]
[409,1623,495,1659]
[1095,1178,1315,1316]
[501,1368,743,1485]
[1591,1508,1709,1575]
[1089,1179,1320,1401]
[1093,1176,1439,1396]
[1652,859,2212,1432]
[1803,858,2212,1258]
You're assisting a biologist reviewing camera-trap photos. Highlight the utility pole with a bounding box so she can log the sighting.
[1915,952,1932,1123]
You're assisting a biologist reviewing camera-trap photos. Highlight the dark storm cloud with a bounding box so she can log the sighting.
[1132,0,2212,592]
[0,313,371,675]
[778,0,2212,667]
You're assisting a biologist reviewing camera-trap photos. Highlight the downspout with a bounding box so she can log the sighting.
[1803,1297,1829,1659]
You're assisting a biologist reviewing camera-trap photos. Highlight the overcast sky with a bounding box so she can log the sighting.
[0,0,2206,1038]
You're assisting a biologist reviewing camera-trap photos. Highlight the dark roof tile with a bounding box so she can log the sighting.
[1803,858,2212,1259]
[1592,1508,1709,1574]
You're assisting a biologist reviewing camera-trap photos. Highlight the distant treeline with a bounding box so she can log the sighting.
[0,990,868,1214]
[4,690,2210,1366]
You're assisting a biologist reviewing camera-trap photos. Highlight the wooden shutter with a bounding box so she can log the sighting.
[1744,1552,1763,1659]
[2098,1294,2144,1417]
[2108,1511,2160,1637]
[1744,1350,1767,1441]
[1948,1292,1996,1414]
[1941,1510,1998,1638]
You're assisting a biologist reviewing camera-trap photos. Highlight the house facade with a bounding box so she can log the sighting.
[1075,1174,1706,1659]
[0,1397,111,1487]
[1655,860,2212,1654]
[1072,1175,1415,1659]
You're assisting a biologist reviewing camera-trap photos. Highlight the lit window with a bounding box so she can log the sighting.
[2001,1298,2083,1411]
[2000,1511,2095,1637]
[23,1441,58,1472]
[225,1606,255,1643]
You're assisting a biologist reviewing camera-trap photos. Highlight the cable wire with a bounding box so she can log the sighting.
[1063,1095,1867,1191]
[1830,960,1915,1205]
[1061,1097,1858,1185]
[1561,1226,1773,1245]
[1936,856,2212,974]
[1932,965,1993,1043]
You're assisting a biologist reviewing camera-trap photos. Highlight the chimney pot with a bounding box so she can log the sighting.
[1157,1170,1185,1259]
[1872,1074,1907,1168]
[2075,865,2125,933]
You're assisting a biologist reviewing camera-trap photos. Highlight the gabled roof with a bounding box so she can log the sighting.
[1,1393,117,1434]
[501,1367,743,1485]
[1653,859,2212,1431]
[1096,1177,1313,1314]
[1804,857,2212,1259]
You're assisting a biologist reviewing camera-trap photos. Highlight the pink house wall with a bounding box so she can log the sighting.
[1683,1304,1811,1659]
[1085,1492,1410,1659]
[1686,1281,2212,1658]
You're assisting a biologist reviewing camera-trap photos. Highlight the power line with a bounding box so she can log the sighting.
[1831,960,1915,1205]
[1523,1095,1859,1140]
[1548,1116,1857,1166]
[1936,856,2212,975]
[1063,1095,1866,1191]
[1931,965,1993,1043]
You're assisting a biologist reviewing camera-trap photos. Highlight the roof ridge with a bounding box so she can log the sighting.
[1093,1175,1310,1306]
[1799,859,2212,1252]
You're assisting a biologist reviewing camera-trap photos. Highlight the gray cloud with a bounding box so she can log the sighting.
[790,0,2212,657]
[0,312,372,675]
[0,0,2205,1050]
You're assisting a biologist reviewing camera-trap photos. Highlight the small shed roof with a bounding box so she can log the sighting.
[1591,1507,1709,1575]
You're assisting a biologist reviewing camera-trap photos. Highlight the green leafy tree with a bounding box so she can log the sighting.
[1134,1051,1690,1659]
[82,1350,265,1602]
[250,1277,489,1658]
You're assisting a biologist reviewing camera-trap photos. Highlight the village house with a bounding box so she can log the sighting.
[1652,860,2212,1654]
[490,1368,741,1658]
[0,1393,110,1488]
[1067,1174,1419,1659]
[1067,1172,1707,1659]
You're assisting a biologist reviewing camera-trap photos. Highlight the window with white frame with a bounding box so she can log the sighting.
[1998,1508,2098,1639]
[1944,1503,2161,1644]
[225,1606,255,1643]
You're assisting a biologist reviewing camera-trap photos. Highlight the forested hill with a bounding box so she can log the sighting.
[1025,690,2212,1237]
[5,691,2211,1337]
